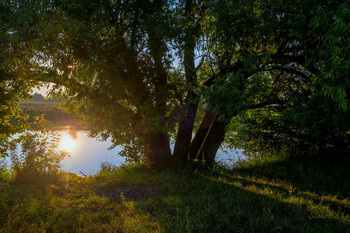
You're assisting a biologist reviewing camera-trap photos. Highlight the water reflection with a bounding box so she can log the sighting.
[59,131,125,175]
[60,134,77,152]
[58,130,245,175]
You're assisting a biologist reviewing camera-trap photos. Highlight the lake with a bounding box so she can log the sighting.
[6,130,246,175]
[59,131,126,175]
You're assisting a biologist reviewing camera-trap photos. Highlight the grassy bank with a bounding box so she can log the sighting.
[1,156,349,232]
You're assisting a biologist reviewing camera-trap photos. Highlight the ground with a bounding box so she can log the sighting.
[1,159,350,232]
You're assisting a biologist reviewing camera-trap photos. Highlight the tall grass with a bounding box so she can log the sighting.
[1,156,349,232]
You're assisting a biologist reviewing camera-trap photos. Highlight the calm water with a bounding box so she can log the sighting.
[59,130,246,175]
[59,131,126,175]
[5,130,245,175]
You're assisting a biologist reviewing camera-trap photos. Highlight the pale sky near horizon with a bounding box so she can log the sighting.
[32,85,51,98]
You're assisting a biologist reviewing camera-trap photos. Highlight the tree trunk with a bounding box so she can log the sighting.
[145,133,171,168]
[173,103,198,161]
[201,118,229,164]
[189,108,216,160]
[189,108,230,164]
[173,0,198,164]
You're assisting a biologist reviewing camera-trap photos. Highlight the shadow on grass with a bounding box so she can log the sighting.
[130,167,350,233]
[225,174,350,217]
[232,153,350,198]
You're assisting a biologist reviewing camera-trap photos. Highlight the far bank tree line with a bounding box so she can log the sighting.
[1,0,349,167]
[18,93,75,127]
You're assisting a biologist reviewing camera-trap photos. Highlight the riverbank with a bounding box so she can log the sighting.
[19,101,79,128]
[1,156,349,232]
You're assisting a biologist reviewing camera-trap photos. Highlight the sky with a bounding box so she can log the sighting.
[31,83,55,98]
[32,86,48,97]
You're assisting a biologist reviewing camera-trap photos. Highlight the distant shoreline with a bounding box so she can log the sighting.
[18,101,82,130]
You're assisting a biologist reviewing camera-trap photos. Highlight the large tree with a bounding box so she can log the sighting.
[5,0,349,167]
[6,0,186,167]
[191,0,350,160]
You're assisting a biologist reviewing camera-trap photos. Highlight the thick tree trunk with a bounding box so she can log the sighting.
[201,118,229,164]
[173,0,198,164]
[173,103,198,162]
[145,133,171,168]
[189,108,216,160]
[189,108,230,164]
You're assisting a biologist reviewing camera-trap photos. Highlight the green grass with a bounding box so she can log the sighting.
[1,156,350,232]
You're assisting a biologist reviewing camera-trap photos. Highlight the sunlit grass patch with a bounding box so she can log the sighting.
[0,174,162,232]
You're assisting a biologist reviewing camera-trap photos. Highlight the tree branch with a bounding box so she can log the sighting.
[246,99,288,110]
[204,61,245,87]
[263,66,311,82]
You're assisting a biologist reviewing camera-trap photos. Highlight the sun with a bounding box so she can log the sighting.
[60,135,77,152]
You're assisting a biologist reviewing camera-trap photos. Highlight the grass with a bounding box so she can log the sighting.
[1,155,350,232]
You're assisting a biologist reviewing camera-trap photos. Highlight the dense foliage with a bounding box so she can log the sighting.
[1,0,349,167]
[0,1,32,156]
[218,0,350,157]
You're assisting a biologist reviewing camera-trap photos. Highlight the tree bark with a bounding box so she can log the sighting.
[173,103,198,162]
[201,118,229,164]
[189,108,230,164]
[145,133,171,168]
[189,108,216,160]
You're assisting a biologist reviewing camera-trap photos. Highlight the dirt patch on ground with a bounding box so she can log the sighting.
[96,185,163,201]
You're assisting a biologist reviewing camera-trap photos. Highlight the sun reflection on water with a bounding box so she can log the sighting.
[60,134,77,152]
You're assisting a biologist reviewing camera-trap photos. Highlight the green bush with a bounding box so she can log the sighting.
[11,131,68,185]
